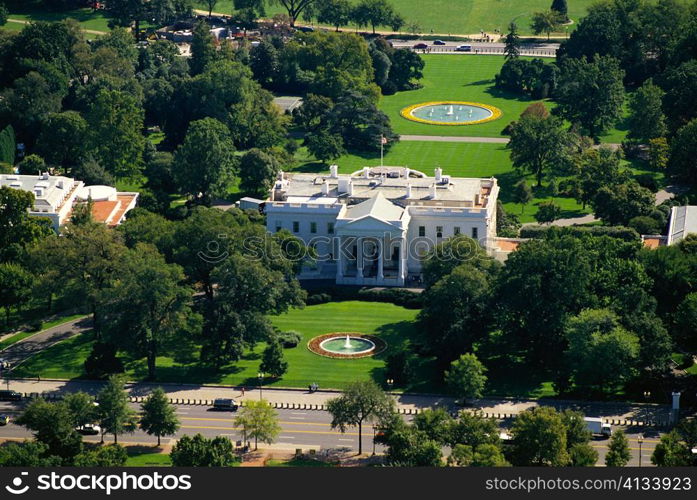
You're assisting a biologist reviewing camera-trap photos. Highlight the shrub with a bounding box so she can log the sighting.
[306,293,331,305]
[26,320,43,332]
[635,173,658,192]
[519,225,640,241]
[628,216,661,235]
[278,330,302,348]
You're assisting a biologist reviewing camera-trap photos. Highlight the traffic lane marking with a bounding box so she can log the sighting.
[181,425,360,436]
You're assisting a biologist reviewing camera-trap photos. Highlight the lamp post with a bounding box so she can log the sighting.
[257,372,264,401]
[638,434,644,467]
[643,391,651,424]
[386,378,394,392]
[372,426,376,456]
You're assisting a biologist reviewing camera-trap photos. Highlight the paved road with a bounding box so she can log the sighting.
[0,402,658,465]
[2,317,91,370]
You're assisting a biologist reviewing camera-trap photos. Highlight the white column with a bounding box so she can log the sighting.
[377,238,384,281]
[356,237,364,278]
[336,236,344,280]
[398,237,406,283]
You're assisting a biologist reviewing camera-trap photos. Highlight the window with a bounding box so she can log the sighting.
[471,227,479,239]
[310,222,317,234]
[327,222,334,234]
[418,226,425,237]
[454,226,461,235]
[292,221,299,233]
[436,226,443,238]
[275,222,282,232]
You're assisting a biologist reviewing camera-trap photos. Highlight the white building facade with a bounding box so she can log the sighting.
[264,166,499,287]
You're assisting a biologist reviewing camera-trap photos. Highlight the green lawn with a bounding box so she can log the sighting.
[125,447,172,466]
[266,457,334,467]
[194,0,599,36]
[291,141,591,223]
[6,7,112,33]
[379,55,628,143]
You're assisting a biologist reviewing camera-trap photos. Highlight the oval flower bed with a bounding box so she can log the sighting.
[400,100,502,126]
[307,333,387,359]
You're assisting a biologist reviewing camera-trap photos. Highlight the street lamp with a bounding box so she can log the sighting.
[386,378,394,392]
[643,391,651,424]
[257,372,264,400]
[638,434,644,467]
[372,426,376,456]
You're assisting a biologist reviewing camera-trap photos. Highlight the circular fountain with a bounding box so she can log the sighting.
[307,333,387,359]
[401,101,501,126]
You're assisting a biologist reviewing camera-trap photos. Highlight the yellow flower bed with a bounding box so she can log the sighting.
[400,101,502,126]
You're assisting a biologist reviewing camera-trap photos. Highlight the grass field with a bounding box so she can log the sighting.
[5,7,112,32]
[125,447,172,466]
[379,55,629,143]
[194,0,599,35]
[291,141,591,223]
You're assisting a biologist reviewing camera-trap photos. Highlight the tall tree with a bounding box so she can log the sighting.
[591,180,654,226]
[36,111,88,169]
[503,22,521,59]
[268,0,318,26]
[234,399,282,450]
[555,55,625,138]
[172,118,237,206]
[260,338,288,378]
[444,353,488,403]
[190,20,216,76]
[140,388,180,446]
[15,399,83,463]
[0,263,33,325]
[352,0,401,34]
[531,10,562,40]
[315,0,352,30]
[63,391,98,429]
[509,114,570,187]
[170,434,238,466]
[327,381,395,455]
[513,180,533,213]
[651,430,693,466]
[239,148,282,196]
[627,79,667,143]
[551,0,568,20]
[510,407,569,466]
[668,118,697,186]
[605,430,631,466]
[96,375,137,444]
[204,0,217,17]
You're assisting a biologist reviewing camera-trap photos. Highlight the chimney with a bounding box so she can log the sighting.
[430,183,437,199]
[347,179,353,196]
[405,183,412,198]
[404,167,410,179]
[434,168,442,182]
[321,180,329,195]
[363,167,370,179]
[329,165,339,178]
[277,170,284,181]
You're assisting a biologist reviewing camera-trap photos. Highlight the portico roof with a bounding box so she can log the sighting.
[343,192,405,222]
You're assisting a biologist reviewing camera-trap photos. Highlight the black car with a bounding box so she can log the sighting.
[212,398,238,411]
[433,40,446,45]
[413,43,428,49]
[0,390,21,401]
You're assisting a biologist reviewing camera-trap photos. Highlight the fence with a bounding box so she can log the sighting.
[409,46,557,57]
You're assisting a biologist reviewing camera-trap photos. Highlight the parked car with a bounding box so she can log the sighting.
[212,398,238,411]
[433,40,446,45]
[413,43,428,49]
[0,390,21,401]
[295,26,314,33]
[76,424,101,435]
[455,44,472,52]
[0,415,9,425]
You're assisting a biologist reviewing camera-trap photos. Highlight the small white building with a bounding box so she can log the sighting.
[264,165,499,286]
[667,205,697,245]
[0,173,138,231]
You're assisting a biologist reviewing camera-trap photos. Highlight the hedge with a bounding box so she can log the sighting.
[519,225,640,241]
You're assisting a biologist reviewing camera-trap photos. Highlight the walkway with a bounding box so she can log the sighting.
[401,135,509,143]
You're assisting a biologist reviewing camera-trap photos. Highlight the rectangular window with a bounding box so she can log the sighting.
[418,226,425,237]
[327,222,334,234]
[292,221,299,233]
[275,222,282,232]
[454,226,461,236]
[310,222,317,234]
[471,227,479,239]
[436,226,443,238]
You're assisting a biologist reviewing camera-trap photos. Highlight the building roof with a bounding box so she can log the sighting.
[342,192,405,222]
[0,173,78,212]
[668,206,697,245]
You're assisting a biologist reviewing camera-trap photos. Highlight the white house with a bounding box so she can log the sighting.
[667,205,697,245]
[264,165,499,286]
[0,173,138,231]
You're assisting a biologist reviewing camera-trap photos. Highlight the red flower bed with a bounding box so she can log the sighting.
[307,333,387,359]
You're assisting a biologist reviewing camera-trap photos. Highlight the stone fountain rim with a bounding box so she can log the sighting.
[307,332,388,359]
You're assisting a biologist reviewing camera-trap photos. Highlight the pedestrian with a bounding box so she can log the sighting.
[308,384,312,393]
[37,375,40,382]
[241,386,245,396]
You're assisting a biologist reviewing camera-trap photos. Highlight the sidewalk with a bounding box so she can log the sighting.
[6,378,674,423]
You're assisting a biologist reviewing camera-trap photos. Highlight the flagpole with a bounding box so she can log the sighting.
[380,135,384,167]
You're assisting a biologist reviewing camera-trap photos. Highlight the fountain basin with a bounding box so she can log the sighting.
[307,333,387,359]
[401,101,502,126]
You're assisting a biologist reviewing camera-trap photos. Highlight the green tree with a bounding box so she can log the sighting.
[190,20,216,75]
[101,244,194,380]
[648,137,670,171]
[551,0,568,20]
[140,388,180,446]
[651,430,693,466]
[305,130,346,164]
[0,186,53,263]
[17,154,46,176]
[534,201,562,224]
[555,56,625,138]
[36,111,88,169]
[504,22,521,60]
[531,11,562,40]
[605,430,631,466]
[268,0,319,26]
[352,0,401,34]
[234,399,282,450]
[509,114,570,187]
[510,407,569,466]
[0,263,33,325]
[239,148,282,196]
[74,444,128,466]
[0,3,7,26]
[447,411,501,449]
[592,180,654,226]
[203,0,217,17]
[170,434,238,466]
[627,79,667,143]
[173,118,237,205]
[513,180,533,213]
[444,353,488,402]
[15,399,83,463]
[249,40,279,87]
[569,442,598,466]
[315,0,352,30]
[668,118,697,185]
[327,381,395,455]
[382,423,443,466]
[96,375,137,444]
[0,124,15,164]
[63,391,98,429]
[105,0,148,39]
[85,88,145,179]
[260,338,288,378]
[0,441,61,466]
